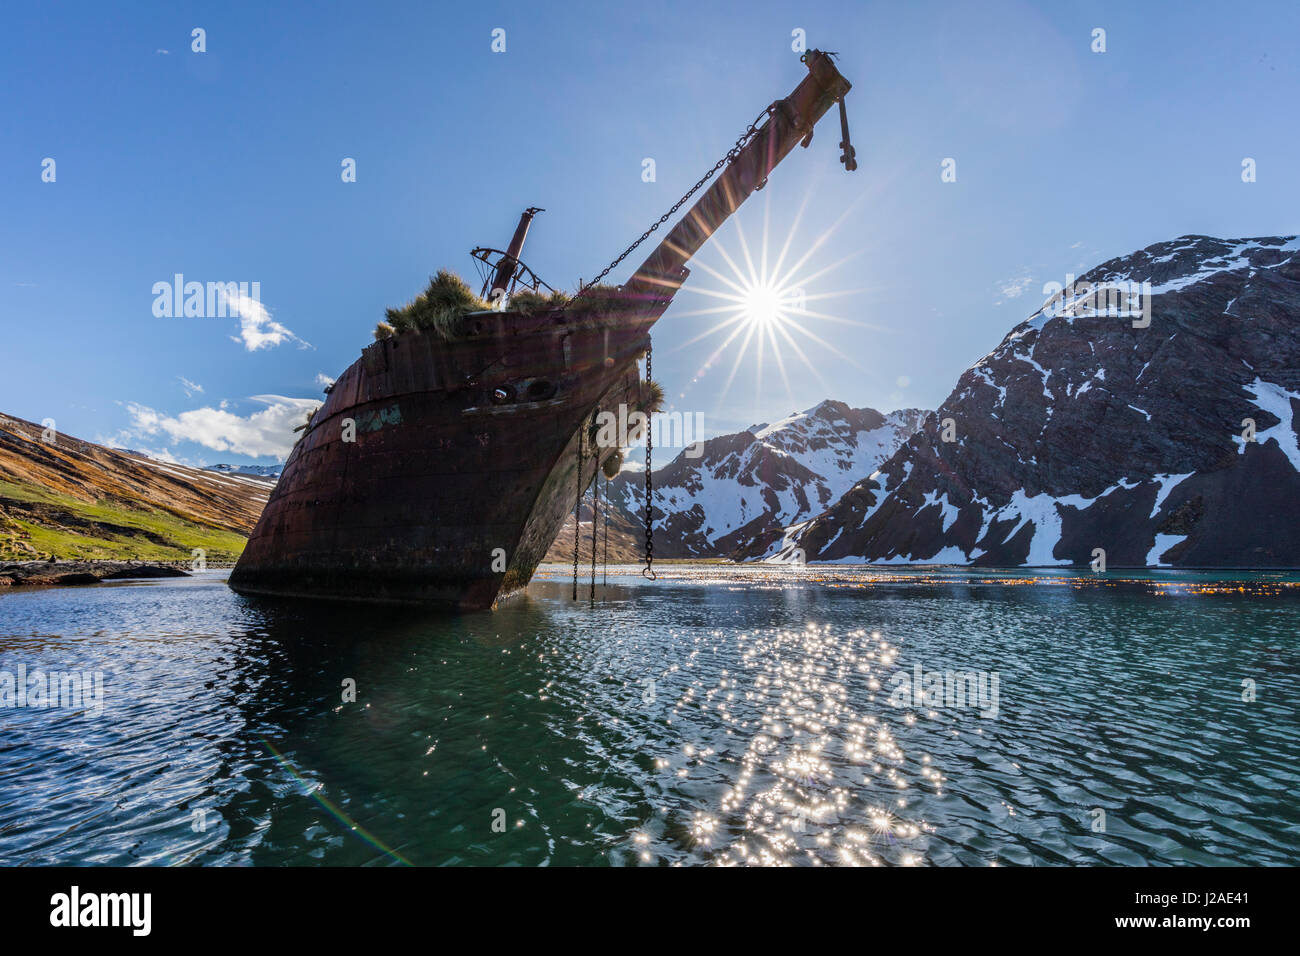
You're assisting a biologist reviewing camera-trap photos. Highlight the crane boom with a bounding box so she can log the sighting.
[621,50,854,310]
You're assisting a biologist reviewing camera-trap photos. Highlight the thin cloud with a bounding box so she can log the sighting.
[127,446,181,465]
[177,375,204,398]
[315,372,336,388]
[999,276,1033,299]
[121,395,321,460]
[219,288,312,352]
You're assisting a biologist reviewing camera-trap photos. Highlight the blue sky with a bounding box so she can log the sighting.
[3,0,1298,465]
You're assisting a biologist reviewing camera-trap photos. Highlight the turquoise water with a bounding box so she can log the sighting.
[0,565,1297,866]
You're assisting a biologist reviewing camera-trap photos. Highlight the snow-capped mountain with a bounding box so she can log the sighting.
[602,401,926,558]
[768,235,1300,567]
[203,463,282,482]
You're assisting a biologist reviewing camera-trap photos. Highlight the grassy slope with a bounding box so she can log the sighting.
[0,479,250,562]
[0,414,270,564]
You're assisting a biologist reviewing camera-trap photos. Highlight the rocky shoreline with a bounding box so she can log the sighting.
[0,560,193,589]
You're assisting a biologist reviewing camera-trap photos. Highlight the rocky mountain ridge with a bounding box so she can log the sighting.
[763,235,1300,567]
[545,400,926,561]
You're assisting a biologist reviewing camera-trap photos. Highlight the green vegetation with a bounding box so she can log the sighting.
[561,284,624,315]
[507,284,625,316]
[508,288,570,314]
[642,379,665,415]
[0,479,248,563]
[375,270,490,341]
[374,272,634,342]
[602,449,624,479]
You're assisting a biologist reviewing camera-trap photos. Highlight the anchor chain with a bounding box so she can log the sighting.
[569,105,776,303]
[642,340,656,580]
[602,474,609,587]
[589,411,599,602]
[572,420,583,600]
[566,102,777,581]
[562,104,779,587]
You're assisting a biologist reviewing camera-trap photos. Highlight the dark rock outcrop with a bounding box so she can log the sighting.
[769,235,1300,567]
[544,400,926,560]
[0,561,191,588]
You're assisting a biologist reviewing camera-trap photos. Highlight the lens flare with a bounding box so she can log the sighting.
[664,188,884,409]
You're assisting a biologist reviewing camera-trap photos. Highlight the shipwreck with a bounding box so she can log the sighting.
[229,50,857,609]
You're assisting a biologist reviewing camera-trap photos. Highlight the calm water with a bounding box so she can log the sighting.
[1,565,1297,866]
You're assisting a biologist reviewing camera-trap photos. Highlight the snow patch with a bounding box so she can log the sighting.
[916,490,961,534]
[1146,533,1185,567]
[1149,472,1193,519]
[1238,378,1300,472]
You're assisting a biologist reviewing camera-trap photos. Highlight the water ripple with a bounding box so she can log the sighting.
[0,566,1297,865]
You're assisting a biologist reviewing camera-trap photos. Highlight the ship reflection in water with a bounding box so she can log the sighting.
[1,565,1297,865]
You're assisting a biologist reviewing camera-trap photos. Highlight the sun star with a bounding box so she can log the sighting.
[662,189,884,410]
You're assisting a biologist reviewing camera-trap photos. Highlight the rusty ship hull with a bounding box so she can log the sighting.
[228,50,854,610]
[229,307,656,610]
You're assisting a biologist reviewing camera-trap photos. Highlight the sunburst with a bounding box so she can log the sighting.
[664,188,884,409]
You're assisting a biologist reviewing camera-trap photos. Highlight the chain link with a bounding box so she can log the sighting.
[570,105,776,582]
[589,414,598,603]
[642,340,656,580]
[570,105,776,303]
[572,423,583,600]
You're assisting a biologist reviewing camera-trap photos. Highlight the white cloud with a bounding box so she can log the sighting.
[128,446,182,465]
[122,394,321,461]
[999,276,1033,299]
[93,432,186,465]
[315,372,336,388]
[219,288,312,352]
[177,375,204,398]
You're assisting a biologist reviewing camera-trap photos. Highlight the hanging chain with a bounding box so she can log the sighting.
[555,101,776,592]
[602,474,609,587]
[642,340,656,580]
[568,105,776,305]
[589,412,599,603]
[572,423,583,600]
[561,101,773,584]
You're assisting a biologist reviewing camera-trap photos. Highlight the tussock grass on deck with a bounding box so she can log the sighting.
[375,272,630,341]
